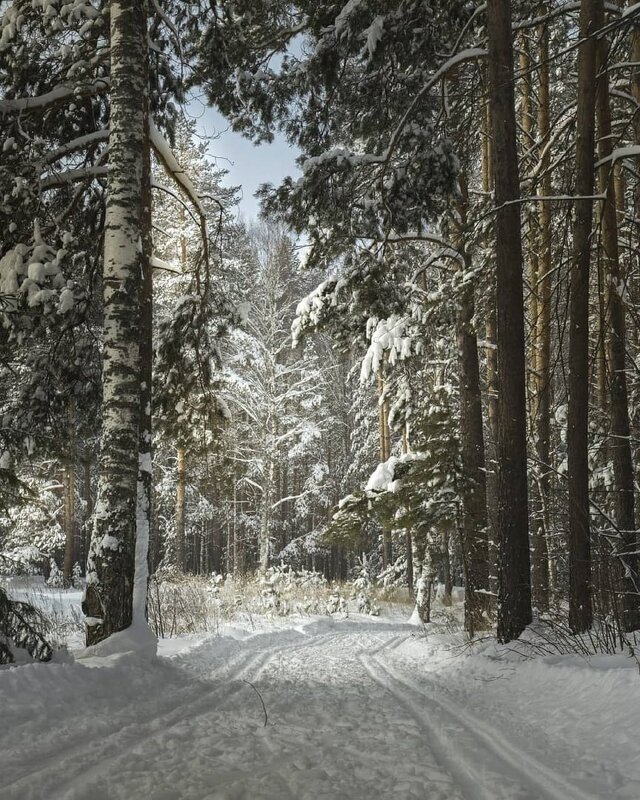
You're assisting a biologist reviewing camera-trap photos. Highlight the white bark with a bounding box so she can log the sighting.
[83,0,149,646]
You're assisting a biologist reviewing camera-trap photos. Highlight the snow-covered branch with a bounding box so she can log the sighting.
[39,165,108,190]
[0,79,108,115]
[43,130,109,164]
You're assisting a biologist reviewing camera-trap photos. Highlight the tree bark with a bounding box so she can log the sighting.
[134,84,153,623]
[595,10,639,631]
[487,0,532,643]
[481,77,499,589]
[453,177,490,636]
[83,0,148,645]
[533,7,552,611]
[62,397,77,588]
[81,459,93,573]
[567,0,600,634]
[62,467,76,586]
[377,371,392,568]
[176,445,187,571]
[260,458,274,573]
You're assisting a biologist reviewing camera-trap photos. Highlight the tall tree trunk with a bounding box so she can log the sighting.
[453,177,490,636]
[402,428,414,597]
[83,0,148,646]
[487,0,532,643]
[63,397,77,588]
[440,529,452,606]
[481,78,499,587]
[175,445,186,571]
[567,0,600,634]
[534,7,552,610]
[82,459,92,573]
[377,371,392,567]
[595,12,639,631]
[134,92,153,623]
[413,535,433,623]
[260,458,274,573]
[232,467,239,574]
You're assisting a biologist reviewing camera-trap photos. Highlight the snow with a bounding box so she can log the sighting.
[365,457,398,492]
[0,79,109,114]
[0,607,638,800]
[365,15,385,59]
[58,287,74,314]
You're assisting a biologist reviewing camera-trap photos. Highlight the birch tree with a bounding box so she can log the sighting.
[82,1,149,645]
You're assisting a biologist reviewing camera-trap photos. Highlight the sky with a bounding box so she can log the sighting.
[189,101,301,222]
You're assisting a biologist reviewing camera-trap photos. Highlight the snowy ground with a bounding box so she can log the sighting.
[1,596,639,800]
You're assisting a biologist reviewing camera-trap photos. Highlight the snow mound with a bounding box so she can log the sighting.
[76,621,157,661]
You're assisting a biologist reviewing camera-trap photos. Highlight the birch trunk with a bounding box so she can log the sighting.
[260,458,274,573]
[83,0,148,646]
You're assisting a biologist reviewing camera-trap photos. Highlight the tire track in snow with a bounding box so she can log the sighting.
[362,651,603,800]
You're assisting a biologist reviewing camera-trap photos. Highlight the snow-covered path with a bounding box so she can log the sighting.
[1,617,638,800]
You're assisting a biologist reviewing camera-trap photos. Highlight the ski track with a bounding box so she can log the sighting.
[361,648,601,800]
[0,629,341,799]
[0,619,629,800]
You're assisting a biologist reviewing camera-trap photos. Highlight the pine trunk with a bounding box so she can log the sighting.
[487,0,532,643]
[81,459,92,572]
[481,82,499,589]
[567,0,600,634]
[377,371,392,568]
[595,15,639,631]
[62,461,76,587]
[134,93,153,623]
[453,180,490,635]
[176,446,187,571]
[534,8,552,609]
[83,0,148,646]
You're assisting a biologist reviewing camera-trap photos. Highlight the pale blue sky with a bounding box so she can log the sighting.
[190,102,301,221]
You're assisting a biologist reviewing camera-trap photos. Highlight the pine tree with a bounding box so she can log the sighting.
[487,0,532,643]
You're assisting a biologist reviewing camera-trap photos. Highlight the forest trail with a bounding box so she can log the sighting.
[0,617,636,800]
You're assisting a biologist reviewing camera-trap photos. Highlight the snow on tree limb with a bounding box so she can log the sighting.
[0,79,109,115]
[40,166,109,190]
[150,255,181,274]
[149,121,212,221]
[43,130,109,164]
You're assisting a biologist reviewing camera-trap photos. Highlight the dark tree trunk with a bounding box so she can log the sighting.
[567,0,600,634]
[487,0,532,643]
[62,463,76,587]
[595,11,639,631]
[176,445,187,571]
[81,459,93,573]
[377,371,392,568]
[534,7,552,610]
[481,79,499,592]
[453,179,490,636]
[134,91,153,622]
